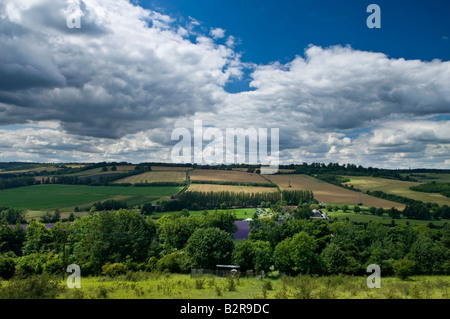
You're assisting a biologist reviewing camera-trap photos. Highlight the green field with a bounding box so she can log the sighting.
[325,209,448,226]
[151,208,268,220]
[343,176,450,207]
[402,173,450,184]
[2,272,447,299]
[0,184,182,211]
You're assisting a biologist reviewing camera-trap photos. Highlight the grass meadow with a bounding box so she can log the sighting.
[150,208,264,220]
[2,272,446,299]
[402,173,450,184]
[343,176,450,207]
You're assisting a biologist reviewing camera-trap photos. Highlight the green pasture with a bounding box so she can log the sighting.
[402,173,450,184]
[343,176,450,207]
[0,184,182,211]
[151,208,266,220]
[325,209,448,227]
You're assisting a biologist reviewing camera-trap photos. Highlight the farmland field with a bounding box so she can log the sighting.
[190,169,270,184]
[264,174,405,209]
[150,166,193,171]
[324,209,448,226]
[0,165,62,174]
[114,171,186,184]
[342,176,450,207]
[402,173,450,184]
[0,184,182,210]
[151,208,263,220]
[187,184,279,194]
[67,165,136,177]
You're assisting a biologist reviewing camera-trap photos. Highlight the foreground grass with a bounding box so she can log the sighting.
[3,272,445,299]
[62,274,450,299]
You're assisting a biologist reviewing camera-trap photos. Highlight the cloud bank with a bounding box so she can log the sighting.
[0,0,449,168]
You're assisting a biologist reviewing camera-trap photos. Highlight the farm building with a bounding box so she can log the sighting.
[311,209,329,220]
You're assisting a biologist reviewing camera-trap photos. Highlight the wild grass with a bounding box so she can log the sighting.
[3,272,446,300]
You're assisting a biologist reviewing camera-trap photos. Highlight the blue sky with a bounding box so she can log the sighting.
[144,0,450,93]
[145,0,450,62]
[0,0,449,168]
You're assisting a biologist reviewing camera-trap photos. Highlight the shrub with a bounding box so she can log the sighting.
[0,252,17,279]
[156,251,189,273]
[0,274,63,299]
[15,253,47,278]
[393,258,416,280]
[43,256,64,275]
[101,263,128,277]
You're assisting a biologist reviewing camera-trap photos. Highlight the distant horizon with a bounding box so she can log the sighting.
[1,160,449,172]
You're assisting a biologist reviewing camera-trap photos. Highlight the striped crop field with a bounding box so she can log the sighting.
[190,169,270,184]
[150,166,193,171]
[264,174,405,209]
[343,176,450,207]
[114,171,186,184]
[67,167,134,177]
[187,184,279,194]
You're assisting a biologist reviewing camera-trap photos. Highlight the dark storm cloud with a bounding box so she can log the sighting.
[0,0,240,138]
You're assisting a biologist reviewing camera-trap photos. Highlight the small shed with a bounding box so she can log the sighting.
[216,265,240,277]
[311,209,330,220]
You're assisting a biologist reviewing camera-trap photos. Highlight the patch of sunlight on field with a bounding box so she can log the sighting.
[190,169,270,184]
[114,171,186,184]
[187,184,278,194]
[343,176,450,207]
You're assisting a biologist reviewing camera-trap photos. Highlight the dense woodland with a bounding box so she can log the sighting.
[0,208,448,280]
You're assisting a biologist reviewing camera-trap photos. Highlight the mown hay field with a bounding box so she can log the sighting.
[343,176,450,207]
[150,166,193,171]
[187,184,279,194]
[190,169,270,184]
[114,171,186,184]
[264,174,405,209]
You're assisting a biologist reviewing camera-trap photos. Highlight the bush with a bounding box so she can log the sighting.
[0,252,17,279]
[156,251,189,273]
[15,253,47,278]
[43,256,64,275]
[0,274,63,299]
[101,263,128,277]
[393,258,416,280]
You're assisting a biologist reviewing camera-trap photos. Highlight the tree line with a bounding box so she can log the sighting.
[0,208,448,280]
[158,190,314,212]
